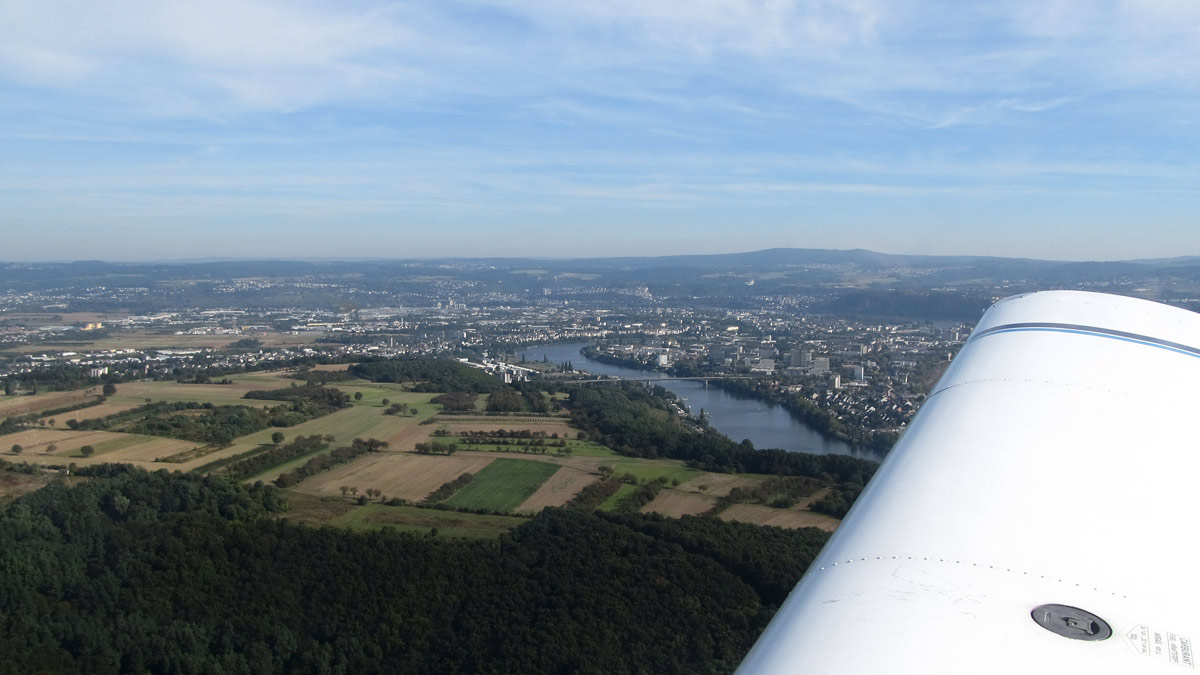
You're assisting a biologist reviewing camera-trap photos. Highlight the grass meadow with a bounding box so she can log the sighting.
[442,458,560,512]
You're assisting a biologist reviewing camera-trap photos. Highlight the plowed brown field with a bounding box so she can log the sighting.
[300,453,496,502]
[641,489,718,517]
[717,504,840,532]
[515,466,599,513]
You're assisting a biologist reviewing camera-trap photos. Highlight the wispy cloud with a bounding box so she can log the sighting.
[2,1,1200,259]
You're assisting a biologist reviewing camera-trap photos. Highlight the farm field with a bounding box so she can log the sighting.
[225,402,436,483]
[0,428,197,464]
[677,473,768,497]
[0,389,98,420]
[225,372,302,388]
[641,489,718,517]
[8,331,322,354]
[96,435,200,463]
[299,452,497,502]
[430,416,601,437]
[718,504,840,532]
[110,383,262,406]
[4,334,300,355]
[37,402,140,424]
[599,483,637,511]
[0,470,54,501]
[3,375,845,536]
[548,440,616,457]
[334,383,430,407]
[611,462,704,486]
[0,311,125,326]
[452,449,614,475]
[442,458,560,512]
[515,466,599,513]
[332,503,527,538]
[108,376,296,406]
[431,417,574,432]
[431,419,575,434]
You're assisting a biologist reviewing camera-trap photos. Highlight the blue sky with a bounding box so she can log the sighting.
[2,0,1198,261]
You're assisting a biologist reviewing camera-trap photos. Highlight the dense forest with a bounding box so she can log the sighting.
[242,384,351,419]
[349,359,499,393]
[0,465,828,674]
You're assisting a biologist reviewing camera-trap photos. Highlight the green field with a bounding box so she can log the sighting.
[331,503,527,538]
[598,483,637,511]
[561,440,618,457]
[335,383,431,407]
[234,403,435,483]
[442,458,560,512]
[611,462,704,485]
[83,433,166,456]
[0,376,839,530]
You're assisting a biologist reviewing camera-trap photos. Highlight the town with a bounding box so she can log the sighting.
[3,278,973,453]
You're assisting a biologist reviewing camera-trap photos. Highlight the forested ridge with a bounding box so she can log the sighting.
[0,465,828,674]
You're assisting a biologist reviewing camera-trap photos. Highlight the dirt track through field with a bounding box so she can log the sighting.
[515,466,599,513]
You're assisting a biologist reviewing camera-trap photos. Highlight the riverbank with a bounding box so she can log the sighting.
[521,342,873,458]
[579,346,653,372]
[580,345,894,455]
[713,378,896,454]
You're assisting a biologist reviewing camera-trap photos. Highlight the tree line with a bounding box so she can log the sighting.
[220,435,330,479]
[274,438,387,488]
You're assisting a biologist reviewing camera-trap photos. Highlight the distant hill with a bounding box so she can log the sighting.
[3,248,1199,319]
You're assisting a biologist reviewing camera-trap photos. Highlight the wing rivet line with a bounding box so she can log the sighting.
[807,557,1128,599]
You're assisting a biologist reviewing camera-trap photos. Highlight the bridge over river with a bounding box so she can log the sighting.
[572,375,763,387]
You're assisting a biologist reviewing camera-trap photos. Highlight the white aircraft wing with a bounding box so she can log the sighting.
[737,290,1198,674]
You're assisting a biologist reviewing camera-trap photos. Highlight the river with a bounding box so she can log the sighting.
[517,342,882,460]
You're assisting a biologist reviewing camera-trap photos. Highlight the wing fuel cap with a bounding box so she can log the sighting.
[1031,604,1112,641]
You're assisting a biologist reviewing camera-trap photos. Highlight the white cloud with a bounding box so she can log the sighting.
[0,0,431,114]
[2,0,1198,122]
[2,0,1200,263]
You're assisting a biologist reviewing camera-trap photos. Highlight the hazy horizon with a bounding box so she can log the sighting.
[4,245,1195,266]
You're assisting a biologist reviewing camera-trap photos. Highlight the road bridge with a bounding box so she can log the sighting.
[571,375,763,388]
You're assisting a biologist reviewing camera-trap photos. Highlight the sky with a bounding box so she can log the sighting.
[1,0,1199,262]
